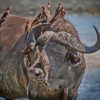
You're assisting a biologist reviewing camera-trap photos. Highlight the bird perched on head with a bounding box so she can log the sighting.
[48,2,63,23]
[24,20,30,40]
[46,2,51,10]
[45,2,51,19]
[59,7,66,17]
[1,6,11,20]
[38,6,48,22]
[57,2,63,10]
[42,6,47,18]
[0,6,12,27]
[54,2,63,18]
[31,13,42,28]
[31,6,47,27]
[23,20,31,68]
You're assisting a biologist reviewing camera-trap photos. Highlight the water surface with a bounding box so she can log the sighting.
[67,14,100,45]
[78,67,100,100]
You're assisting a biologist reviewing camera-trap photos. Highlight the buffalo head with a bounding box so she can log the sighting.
[26,25,100,100]
[0,3,100,100]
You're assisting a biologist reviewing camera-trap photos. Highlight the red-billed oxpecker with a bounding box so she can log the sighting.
[48,2,64,23]
[23,20,31,68]
[24,20,30,40]
[0,6,11,27]
[54,2,63,18]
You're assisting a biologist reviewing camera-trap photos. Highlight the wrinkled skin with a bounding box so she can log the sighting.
[0,14,99,100]
[26,17,86,100]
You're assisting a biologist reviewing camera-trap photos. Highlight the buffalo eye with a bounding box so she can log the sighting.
[66,50,80,64]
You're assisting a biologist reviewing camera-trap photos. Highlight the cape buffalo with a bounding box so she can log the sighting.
[0,3,100,100]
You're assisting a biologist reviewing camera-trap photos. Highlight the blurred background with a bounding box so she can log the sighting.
[0,0,100,100]
[0,0,100,16]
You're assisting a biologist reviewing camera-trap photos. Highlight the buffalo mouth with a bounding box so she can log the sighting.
[27,74,69,99]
